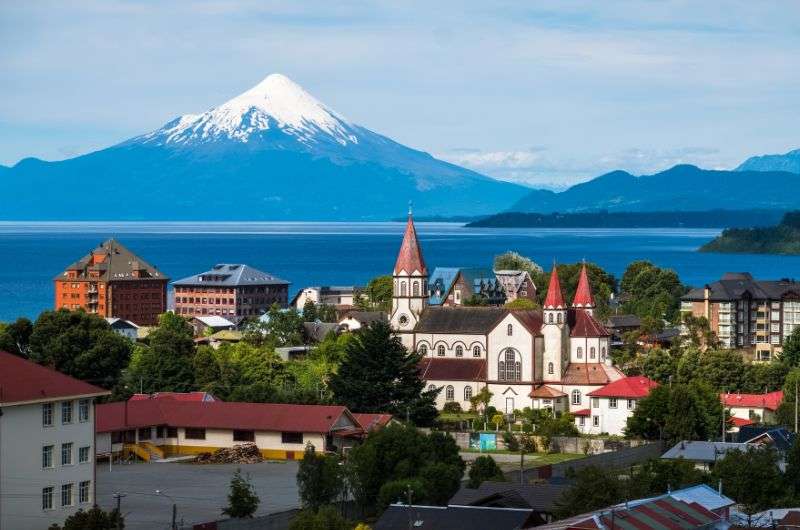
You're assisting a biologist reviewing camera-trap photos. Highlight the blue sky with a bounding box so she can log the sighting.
[1,1,798,188]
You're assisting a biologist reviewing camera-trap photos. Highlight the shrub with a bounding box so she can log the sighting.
[519,433,537,453]
[468,456,506,488]
[502,432,520,452]
[442,401,463,413]
[378,478,427,510]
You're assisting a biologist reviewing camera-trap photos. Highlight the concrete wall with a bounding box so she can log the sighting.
[1,398,97,530]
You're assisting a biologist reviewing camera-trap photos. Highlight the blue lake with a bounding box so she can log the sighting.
[0,222,799,322]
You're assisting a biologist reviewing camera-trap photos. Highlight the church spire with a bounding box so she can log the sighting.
[393,212,427,275]
[543,265,565,309]
[572,262,595,308]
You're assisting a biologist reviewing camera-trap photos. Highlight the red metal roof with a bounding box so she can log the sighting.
[130,391,218,402]
[0,350,109,406]
[560,363,623,385]
[353,413,393,431]
[588,376,658,399]
[544,266,565,309]
[731,417,754,427]
[590,498,720,530]
[572,263,595,308]
[96,400,356,434]
[573,408,591,417]
[721,390,783,411]
[569,310,610,338]
[393,214,427,275]
[419,357,487,381]
[529,385,567,398]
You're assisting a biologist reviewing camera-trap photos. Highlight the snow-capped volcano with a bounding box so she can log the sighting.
[141,74,359,148]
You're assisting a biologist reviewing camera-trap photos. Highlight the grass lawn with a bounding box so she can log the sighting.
[438,412,479,422]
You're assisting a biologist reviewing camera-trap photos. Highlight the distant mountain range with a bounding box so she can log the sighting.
[510,164,800,214]
[0,74,528,221]
[736,148,800,174]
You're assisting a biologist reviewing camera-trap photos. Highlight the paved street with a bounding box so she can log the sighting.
[96,461,300,529]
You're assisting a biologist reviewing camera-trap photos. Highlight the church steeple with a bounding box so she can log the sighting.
[542,263,568,382]
[390,210,428,345]
[572,262,595,313]
[394,213,427,276]
[543,266,565,309]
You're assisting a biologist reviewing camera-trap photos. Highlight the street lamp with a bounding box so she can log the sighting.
[155,489,177,530]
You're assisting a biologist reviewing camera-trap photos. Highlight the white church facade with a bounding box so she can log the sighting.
[389,213,624,414]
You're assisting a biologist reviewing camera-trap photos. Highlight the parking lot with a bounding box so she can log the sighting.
[96,461,300,529]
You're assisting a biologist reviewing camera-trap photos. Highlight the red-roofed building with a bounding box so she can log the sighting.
[0,351,110,530]
[572,376,659,435]
[721,390,783,425]
[95,398,365,461]
[129,391,218,403]
[572,263,596,312]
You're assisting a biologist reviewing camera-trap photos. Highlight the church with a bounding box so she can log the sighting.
[389,213,624,415]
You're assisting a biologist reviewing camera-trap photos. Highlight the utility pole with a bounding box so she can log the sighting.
[112,492,126,530]
[795,379,798,433]
[721,388,726,442]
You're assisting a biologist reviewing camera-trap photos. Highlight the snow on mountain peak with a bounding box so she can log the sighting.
[143,73,359,147]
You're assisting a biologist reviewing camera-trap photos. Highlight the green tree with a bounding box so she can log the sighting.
[467,455,506,488]
[681,314,719,350]
[264,304,305,347]
[698,349,747,392]
[288,506,351,530]
[625,385,670,440]
[626,382,722,443]
[222,468,260,518]
[355,275,393,311]
[785,437,800,497]
[493,251,543,276]
[377,479,427,510]
[782,327,800,367]
[28,309,132,388]
[641,348,676,384]
[504,298,539,310]
[631,458,705,495]
[620,261,685,322]
[776,368,800,426]
[554,466,624,518]
[49,506,124,530]
[302,299,318,322]
[419,461,463,505]
[329,321,438,426]
[676,349,701,382]
[711,448,783,519]
[316,304,338,323]
[297,444,344,512]
[0,317,33,357]
[541,263,616,320]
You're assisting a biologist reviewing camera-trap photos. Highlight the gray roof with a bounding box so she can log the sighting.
[173,264,288,287]
[605,314,642,329]
[415,307,508,334]
[58,239,168,282]
[682,272,800,302]
[661,440,748,463]
[449,481,571,512]
[303,321,341,342]
[374,504,535,530]
[341,311,387,325]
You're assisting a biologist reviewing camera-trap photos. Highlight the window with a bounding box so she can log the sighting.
[590,347,596,359]
[166,427,178,438]
[419,344,428,355]
[185,428,206,440]
[592,416,600,427]
[61,443,73,465]
[579,417,586,427]
[473,346,481,357]
[577,347,583,359]
[455,345,463,357]
[42,445,54,468]
[627,399,635,410]
[62,401,73,424]
[437,345,445,356]
[548,313,553,323]
[548,362,554,375]
[557,313,562,324]
[413,281,420,296]
[78,399,90,422]
[464,386,473,400]
[43,487,54,510]
[79,481,91,504]
[571,390,581,405]
[42,403,54,427]
[609,398,618,409]
[507,323,513,336]
[61,483,74,507]
[79,446,90,463]
[400,282,407,296]
[281,432,303,444]
[428,384,436,392]
[498,350,520,381]
[138,427,151,440]
[233,430,255,442]
[445,386,455,401]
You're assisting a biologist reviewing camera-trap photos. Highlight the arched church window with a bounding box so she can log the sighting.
[507,324,513,336]
[498,360,505,381]
[548,313,553,324]
[557,313,562,324]
[548,362,554,375]
[400,282,407,296]
[418,344,428,355]
[412,281,419,296]
[590,347,596,359]
[437,345,445,357]
[572,389,581,405]
[445,385,455,401]
[515,361,521,381]
[455,345,463,357]
[473,346,481,357]
[427,384,436,392]
[464,386,473,401]
[601,346,607,359]
[577,347,583,359]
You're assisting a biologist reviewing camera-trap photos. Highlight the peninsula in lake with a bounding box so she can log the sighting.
[700,211,800,254]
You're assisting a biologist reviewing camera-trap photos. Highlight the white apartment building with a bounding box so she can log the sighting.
[0,351,109,530]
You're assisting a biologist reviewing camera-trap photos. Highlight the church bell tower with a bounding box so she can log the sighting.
[542,265,569,382]
[390,209,428,348]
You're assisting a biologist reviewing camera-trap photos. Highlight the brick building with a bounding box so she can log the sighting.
[54,239,168,326]
[173,264,289,320]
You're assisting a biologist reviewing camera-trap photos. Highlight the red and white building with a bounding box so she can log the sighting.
[0,351,109,530]
[721,390,783,428]
[574,376,659,436]
[389,213,624,413]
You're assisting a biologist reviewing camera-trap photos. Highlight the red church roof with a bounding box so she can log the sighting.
[572,263,595,308]
[394,214,427,275]
[569,310,611,338]
[544,266,565,309]
[721,390,783,411]
[0,350,109,406]
[588,376,658,398]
